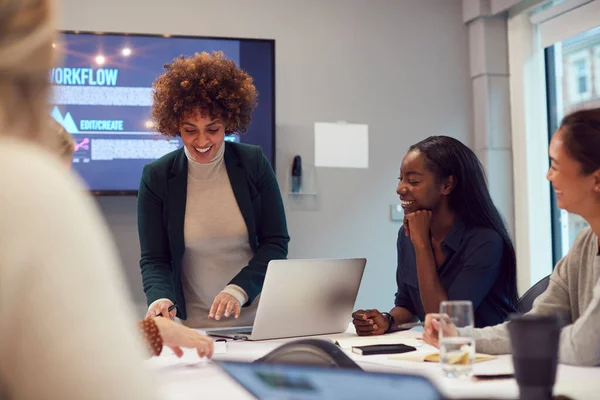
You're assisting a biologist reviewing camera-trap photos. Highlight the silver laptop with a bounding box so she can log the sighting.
[202,258,366,341]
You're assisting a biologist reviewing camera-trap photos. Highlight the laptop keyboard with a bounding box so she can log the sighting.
[212,327,253,335]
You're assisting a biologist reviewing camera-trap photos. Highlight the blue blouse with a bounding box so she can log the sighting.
[394,217,517,328]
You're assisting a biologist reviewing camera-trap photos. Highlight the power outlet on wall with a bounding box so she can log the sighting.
[390,204,404,221]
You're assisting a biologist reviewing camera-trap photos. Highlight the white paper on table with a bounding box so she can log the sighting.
[144,342,227,373]
[144,354,211,373]
[472,356,515,376]
[329,331,422,349]
[213,340,227,354]
[314,122,368,168]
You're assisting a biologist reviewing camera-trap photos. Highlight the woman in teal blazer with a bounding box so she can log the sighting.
[138,52,289,328]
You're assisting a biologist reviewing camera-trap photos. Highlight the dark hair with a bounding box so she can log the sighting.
[151,51,258,137]
[409,136,518,307]
[559,108,600,174]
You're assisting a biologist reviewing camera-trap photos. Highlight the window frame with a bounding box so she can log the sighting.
[594,45,600,96]
[544,45,564,266]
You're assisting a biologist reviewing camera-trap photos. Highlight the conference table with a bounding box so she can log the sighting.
[145,326,600,399]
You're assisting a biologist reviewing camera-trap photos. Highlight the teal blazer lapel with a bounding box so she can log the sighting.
[224,144,256,244]
[167,148,187,258]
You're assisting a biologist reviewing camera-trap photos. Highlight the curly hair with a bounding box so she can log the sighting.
[151,51,258,137]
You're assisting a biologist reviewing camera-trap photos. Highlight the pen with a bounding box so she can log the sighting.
[156,304,177,317]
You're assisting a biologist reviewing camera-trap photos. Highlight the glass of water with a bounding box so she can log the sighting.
[438,300,475,378]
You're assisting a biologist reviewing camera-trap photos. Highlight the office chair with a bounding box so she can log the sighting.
[518,275,550,314]
[254,339,362,370]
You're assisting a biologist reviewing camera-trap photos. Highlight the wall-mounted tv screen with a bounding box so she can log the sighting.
[50,31,275,194]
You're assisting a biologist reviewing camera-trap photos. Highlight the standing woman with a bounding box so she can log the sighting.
[139,51,289,328]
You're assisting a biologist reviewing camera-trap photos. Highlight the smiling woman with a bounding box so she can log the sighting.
[138,51,289,329]
[547,110,600,216]
[423,108,600,367]
[180,114,226,163]
[352,136,518,335]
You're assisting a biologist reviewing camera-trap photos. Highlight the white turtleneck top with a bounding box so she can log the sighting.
[179,143,258,328]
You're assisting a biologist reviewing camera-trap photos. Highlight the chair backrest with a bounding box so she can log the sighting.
[518,275,550,313]
[254,339,362,370]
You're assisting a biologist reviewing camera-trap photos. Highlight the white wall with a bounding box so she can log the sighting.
[58,0,472,316]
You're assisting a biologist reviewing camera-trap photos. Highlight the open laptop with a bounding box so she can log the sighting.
[202,258,366,341]
[218,360,444,400]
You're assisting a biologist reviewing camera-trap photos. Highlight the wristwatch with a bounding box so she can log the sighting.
[381,312,395,333]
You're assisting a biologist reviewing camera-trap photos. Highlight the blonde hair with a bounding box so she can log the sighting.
[47,117,75,159]
[0,0,55,143]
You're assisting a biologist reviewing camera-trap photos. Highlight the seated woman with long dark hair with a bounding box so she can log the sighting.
[353,136,518,335]
[424,108,600,367]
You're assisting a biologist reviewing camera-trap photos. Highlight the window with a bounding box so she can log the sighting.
[574,60,587,93]
[545,26,600,263]
[567,51,592,104]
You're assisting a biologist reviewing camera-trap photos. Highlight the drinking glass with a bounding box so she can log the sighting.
[438,300,475,378]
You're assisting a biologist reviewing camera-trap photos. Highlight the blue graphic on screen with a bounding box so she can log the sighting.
[50,33,274,192]
[51,107,79,133]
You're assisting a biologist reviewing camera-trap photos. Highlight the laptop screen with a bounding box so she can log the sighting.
[218,361,444,399]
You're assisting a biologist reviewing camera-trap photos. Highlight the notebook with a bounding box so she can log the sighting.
[389,351,496,363]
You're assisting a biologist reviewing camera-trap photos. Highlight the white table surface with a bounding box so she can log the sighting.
[145,327,600,400]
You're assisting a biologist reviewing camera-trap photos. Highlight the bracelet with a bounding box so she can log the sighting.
[138,318,163,356]
[381,312,395,333]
